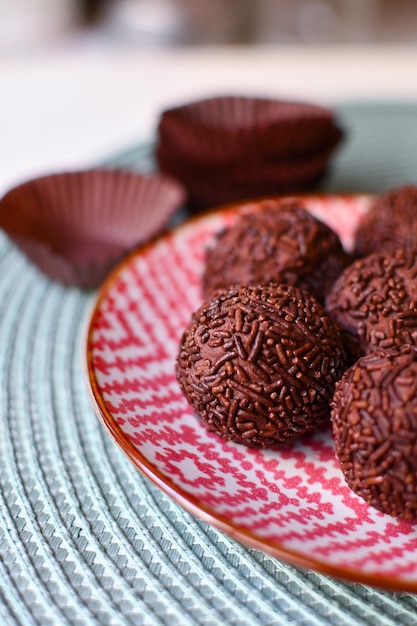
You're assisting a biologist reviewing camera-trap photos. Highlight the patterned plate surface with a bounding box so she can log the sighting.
[86,193,417,593]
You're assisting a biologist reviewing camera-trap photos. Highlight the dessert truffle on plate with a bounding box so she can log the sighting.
[354,185,417,257]
[176,283,347,448]
[325,247,417,361]
[203,199,350,302]
[157,95,344,211]
[331,345,417,520]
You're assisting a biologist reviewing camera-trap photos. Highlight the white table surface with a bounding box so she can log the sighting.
[1,43,417,196]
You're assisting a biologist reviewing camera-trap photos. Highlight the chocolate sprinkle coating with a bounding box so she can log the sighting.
[176,283,347,447]
[354,185,417,258]
[331,346,417,520]
[325,247,417,361]
[203,200,349,302]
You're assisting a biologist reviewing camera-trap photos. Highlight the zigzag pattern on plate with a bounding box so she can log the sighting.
[90,195,417,584]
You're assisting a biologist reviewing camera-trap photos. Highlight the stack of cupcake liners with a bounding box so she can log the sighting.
[157,95,344,211]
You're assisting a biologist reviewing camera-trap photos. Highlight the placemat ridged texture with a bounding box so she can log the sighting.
[2,103,417,625]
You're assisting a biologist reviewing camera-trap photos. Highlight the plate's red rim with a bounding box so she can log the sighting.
[84,193,417,594]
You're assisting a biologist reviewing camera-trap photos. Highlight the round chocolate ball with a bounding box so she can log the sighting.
[176,283,347,447]
[325,247,417,361]
[202,200,349,302]
[354,185,417,258]
[331,346,417,520]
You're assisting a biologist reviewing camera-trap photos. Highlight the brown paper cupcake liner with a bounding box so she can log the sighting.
[158,145,332,211]
[157,143,333,186]
[0,169,185,288]
[157,95,344,166]
[178,165,327,212]
[158,128,342,169]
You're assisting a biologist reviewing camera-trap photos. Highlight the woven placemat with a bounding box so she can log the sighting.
[1,103,417,626]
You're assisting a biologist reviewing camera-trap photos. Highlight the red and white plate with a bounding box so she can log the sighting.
[86,193,417,593]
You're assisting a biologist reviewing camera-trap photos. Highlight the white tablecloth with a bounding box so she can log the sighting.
[1,44,417,197]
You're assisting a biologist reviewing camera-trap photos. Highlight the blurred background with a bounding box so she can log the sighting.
[1,0,417,53]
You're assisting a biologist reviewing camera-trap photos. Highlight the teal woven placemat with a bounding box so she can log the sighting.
[1,103,417,626]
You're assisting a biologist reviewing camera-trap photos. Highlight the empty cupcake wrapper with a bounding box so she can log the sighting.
[157,95,344,166]
[0,168,186,288]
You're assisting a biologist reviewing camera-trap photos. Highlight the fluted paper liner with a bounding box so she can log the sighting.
[157,95,344,166]
[158,146,332,211]
[0,169,185,288]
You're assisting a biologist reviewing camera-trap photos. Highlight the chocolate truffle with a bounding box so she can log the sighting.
[203,200,349,302]
[176,283,347,448]
[325,247,417,361]
[354,185,417,258]
[331,346,417,520]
